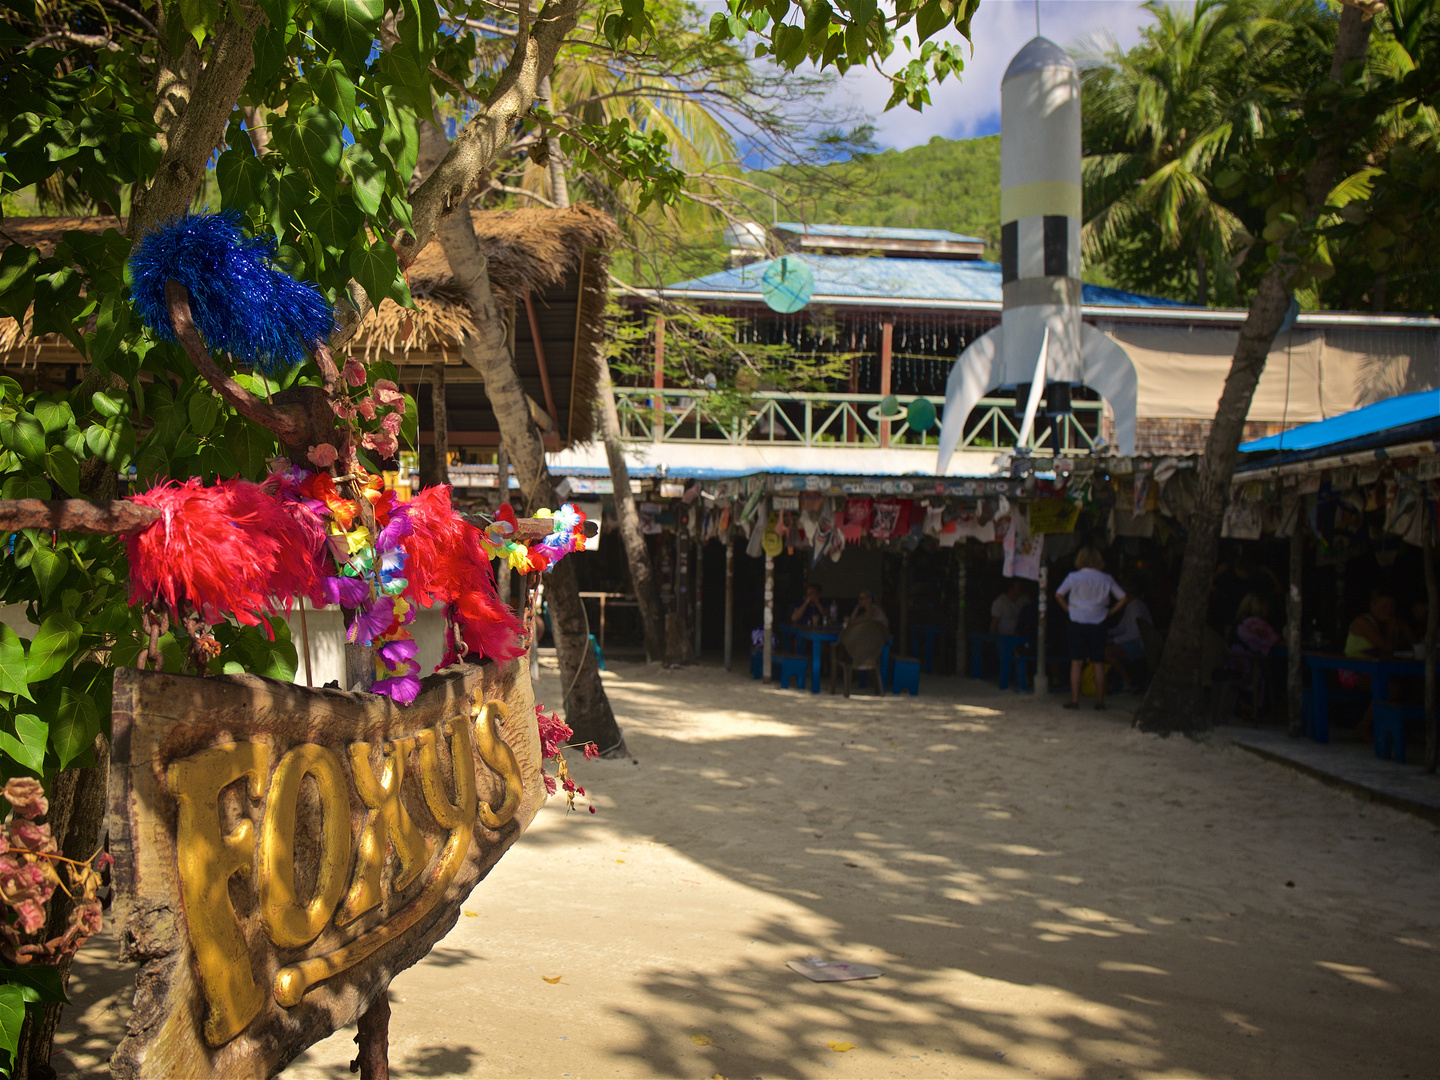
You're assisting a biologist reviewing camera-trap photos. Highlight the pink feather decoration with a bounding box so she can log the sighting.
[402,486,525,665]
[126,479,328,625]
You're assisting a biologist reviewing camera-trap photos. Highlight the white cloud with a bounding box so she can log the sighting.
[831,0,1158,149]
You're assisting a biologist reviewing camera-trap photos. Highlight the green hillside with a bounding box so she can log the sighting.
[773,134,1002,259]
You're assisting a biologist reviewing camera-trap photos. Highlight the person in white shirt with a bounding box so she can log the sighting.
[989,580,1029,636]
[1055,547,1129,710]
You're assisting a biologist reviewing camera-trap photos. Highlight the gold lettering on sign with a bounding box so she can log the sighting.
[473,701,521,828]
[165,701,520,1038]
[339,737,427,926]
[259,744,353,949]
[273,719,478,1008]
[167,741,270,1048]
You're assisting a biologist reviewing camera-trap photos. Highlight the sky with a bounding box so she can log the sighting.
[836,1,1158,150]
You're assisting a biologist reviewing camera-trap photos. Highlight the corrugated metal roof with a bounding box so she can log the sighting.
[663,255,1184,308]
[774,222,986,244]
[1239,388,1440,463]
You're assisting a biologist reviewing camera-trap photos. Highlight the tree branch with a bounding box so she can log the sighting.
[398,0,586,268]
[0,499,160,535]
[130,7,266,238]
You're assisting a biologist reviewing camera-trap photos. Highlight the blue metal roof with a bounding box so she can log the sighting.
[663,255,1184,308]
[774,222,986,245]
[1239,388,1440,462]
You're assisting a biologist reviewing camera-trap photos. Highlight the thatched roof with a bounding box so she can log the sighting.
[0,206,618,444]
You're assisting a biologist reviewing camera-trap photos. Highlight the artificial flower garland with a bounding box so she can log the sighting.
[126,467,587,703]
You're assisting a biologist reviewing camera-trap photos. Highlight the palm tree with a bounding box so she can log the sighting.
[1078,0,1320,306]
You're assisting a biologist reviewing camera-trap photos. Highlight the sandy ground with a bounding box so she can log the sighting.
[54,660,1440,1079]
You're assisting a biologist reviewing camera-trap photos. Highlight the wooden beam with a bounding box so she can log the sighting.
[523,289,563,440]
[879,319,894,448]
[653,313,665,443]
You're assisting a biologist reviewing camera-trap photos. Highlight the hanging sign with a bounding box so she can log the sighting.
[108,661,546,1080]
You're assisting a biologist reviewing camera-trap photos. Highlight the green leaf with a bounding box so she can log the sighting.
[91,390,124,418]
[342,145,386,218]
[0,984,24,1058]
[0,966,68,1005]
[0,713,46,773]
[84,417,136,469]
[0,474,49,501]
[31,398,73,435]
[350,236,399,307]
[0,244,38,323]
[0,412,46,465]
[187,392,219,437]
[226,416,277,478]
[48,684,99,768]
[0,626,29,698]
[26,612,80,683]
[310,0,385,70]
[289,105,345,180]
[28,541,66,603]
[45,445,80,497]
[312,60,358,129]
[378,42,434,115]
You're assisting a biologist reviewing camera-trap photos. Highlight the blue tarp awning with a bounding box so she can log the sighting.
[1237,388,1440,467]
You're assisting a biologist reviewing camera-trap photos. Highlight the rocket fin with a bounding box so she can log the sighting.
[1080,324,1137,457]
[937,326,1003,475]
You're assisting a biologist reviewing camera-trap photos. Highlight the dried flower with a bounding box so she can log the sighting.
[373,379,405,408]
[307,443,339,468]
[2,779,46,820]
[333,397,358,420]
[582,743,600,760]
[536,704,572,760]
[357,397,377,420]
[362,430,399,459]
[343,358,368,387]
[381,411,403,436]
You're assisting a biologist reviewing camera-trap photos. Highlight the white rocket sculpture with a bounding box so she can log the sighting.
[936,37,1137,473]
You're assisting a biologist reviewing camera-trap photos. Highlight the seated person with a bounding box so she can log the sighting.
[989,579,1029,637]
[1106,581,1152,684]
[1346,590,1412,660]
[791,584,827,625]
[848,590,888,627]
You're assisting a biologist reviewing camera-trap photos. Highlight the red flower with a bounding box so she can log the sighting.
[536,704,572,760]
[582,742,600,760]
[543,773,557,795]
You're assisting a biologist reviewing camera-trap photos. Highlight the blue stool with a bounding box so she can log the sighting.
[1373,700,1421,762]
[588,634,605,671]
[774,654,808,690]
[890,656,920,697]
[750,647,764,680]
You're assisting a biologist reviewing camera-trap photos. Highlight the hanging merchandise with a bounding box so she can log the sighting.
[870,500,903,540]
[923,503,944,537]
[1221,503,1262,540]
[842,498,872,543]
[1002,506,1042,581]
[746,500,771,557]
[762,514,784,557]
[1029,498,1080,535]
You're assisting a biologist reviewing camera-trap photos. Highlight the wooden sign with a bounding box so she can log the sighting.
[107,659,546,1079]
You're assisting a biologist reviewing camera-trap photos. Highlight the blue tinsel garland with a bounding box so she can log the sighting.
[128,212,335,373]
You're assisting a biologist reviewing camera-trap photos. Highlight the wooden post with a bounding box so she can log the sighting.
[879,320,894,449]
[524,289,562,438]
[653,313,665,443]
[495,443,511,611]
[298,596,313,688]
[1287,518,1304,737]
[899,549,910,658]
[724,536,735,671]
[694,527,704,660]
[762,553,774,684]
[955,545,967,676]
[1034,563,1049,696]
[427,366,448,489]
[352,995,390,1080]
[345,643,375,693]
[1425,505,1438,772]
[847,355,858,443]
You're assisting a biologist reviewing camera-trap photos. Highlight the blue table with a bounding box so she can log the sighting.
[787,625,843,695]
[970,633,1029,690]
[788,624,892,694]
[1302,652,1423,743]
[909,624,945,674]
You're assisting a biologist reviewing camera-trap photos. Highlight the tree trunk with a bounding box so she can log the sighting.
[595,357,666,662]
[539,77,571,209]
[1134,6,1373,735]
[14,739,109,1080]
[415,124,625,755]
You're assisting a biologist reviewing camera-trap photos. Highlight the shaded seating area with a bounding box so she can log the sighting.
[831,619,891,697]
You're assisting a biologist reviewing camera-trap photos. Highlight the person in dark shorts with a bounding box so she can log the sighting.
[1055,547,1129,710]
